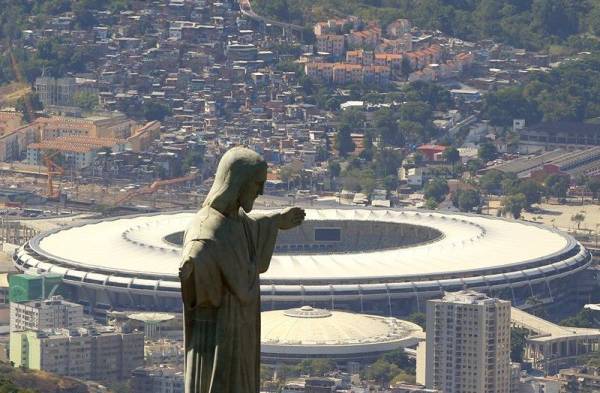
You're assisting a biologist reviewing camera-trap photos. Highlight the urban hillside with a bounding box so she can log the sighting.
[254,0,600,51]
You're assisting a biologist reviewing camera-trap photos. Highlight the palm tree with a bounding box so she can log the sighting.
[571,213,585,230]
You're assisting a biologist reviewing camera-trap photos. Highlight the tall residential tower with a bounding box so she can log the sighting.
[425,290,511,393]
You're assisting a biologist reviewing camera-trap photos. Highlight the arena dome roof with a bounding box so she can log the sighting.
[260,306,423,358]
[261,306,423,346]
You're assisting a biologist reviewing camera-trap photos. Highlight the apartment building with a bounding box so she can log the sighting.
[406,45,442,71]
[333,63,364,84]
[347,27,381,48]
[425,290,511,393]
[316,35,345,58]
[26,135,127,169]
[305,63,335,82]
[10,296,84,332]
[10,327,144,381]
[374,53,404,70]
[130,366,184,393]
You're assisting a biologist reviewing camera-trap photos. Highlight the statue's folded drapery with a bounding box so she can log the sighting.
[179,206,279,393]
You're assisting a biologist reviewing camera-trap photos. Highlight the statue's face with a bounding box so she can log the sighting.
[238,168,267,212]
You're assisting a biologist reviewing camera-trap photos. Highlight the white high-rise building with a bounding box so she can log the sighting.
[425,290,511,393]
[10,296,84,332]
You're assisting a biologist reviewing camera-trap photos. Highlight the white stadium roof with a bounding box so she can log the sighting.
[261,306,423,346]
[32,209,571,281]
[260,306,423,355]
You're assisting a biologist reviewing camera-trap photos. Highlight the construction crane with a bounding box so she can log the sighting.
[115,172,199,206]
[43,153,64,200]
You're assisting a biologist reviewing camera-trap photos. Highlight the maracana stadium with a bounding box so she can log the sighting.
[12,208,592,316]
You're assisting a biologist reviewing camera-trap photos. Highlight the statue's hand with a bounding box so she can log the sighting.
[277,207,306,230]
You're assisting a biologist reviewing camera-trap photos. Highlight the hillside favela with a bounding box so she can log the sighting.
[1,0,600,392]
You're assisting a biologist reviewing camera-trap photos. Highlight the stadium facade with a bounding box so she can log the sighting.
[12,208,592,316]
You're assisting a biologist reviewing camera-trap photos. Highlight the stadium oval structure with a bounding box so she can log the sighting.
[13,208,591,315]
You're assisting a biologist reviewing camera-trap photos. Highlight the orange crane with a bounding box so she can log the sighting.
[43,154,64,200]
[115,173,198,206]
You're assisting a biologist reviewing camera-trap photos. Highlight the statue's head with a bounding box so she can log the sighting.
[203,146,267,214]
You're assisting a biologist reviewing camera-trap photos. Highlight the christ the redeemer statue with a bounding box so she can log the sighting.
[179,146,305,393]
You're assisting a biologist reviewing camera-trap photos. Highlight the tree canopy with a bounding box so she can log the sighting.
[501,192,527,219]
[424,178,449,203]
[483,54,600,126]
[143,100,171,122]
[478,143,498,163]
[452,189,481,212]
[253,0,600,50]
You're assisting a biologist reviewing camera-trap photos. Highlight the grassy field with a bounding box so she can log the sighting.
[0,82,31,107]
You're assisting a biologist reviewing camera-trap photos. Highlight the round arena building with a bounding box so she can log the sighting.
[12,208,592,316]
[260,306,424,364]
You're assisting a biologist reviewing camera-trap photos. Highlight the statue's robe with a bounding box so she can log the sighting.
[179,206,279,393]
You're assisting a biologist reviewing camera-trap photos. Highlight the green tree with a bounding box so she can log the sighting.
[391,371,417,385]
[478,142,498,162]
[545,173,569,199]
[589,6,600,36]
[424,178,449,203]
[397,120,424,146]
[383,175,399,192]
[374,108,402,146]
[407,312,426,330]
[297,358,336,376]
[373,149,403,178]
[587,177,600,200]
[73,0,99,28]
[501,175,520,196]
[511,327,529,363]
[15,93,43,122]
[335,128,355,157]
[143,100,171,122]
[301,26,316,44]
[424,198,438,209]
[399,101,432,125]
[502,193,527,219]
[342,168,376,194]
[408,81,452,110]
[362,359,401,386]
[442,147,460,165]
[328,160,341,179]
[571,213,585,229]
[483,87,541,126]
[560,308,596,328]
[382,348,413,371]
[336,109,364,156]
[72,91,98,111]
[452,189,481,212]
[280,162,303,190]
[518,179,543,208]
[479,170,505,194]
[466,159,484,175]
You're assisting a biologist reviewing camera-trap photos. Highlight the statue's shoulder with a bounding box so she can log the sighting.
[183,206,230,244]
